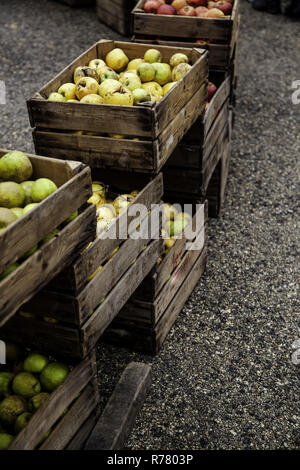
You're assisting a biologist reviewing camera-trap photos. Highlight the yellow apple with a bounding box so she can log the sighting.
[67,99,79,103]
[119,75,142,92]
[58,83,76,100]
[144,49,162,64]
[92,181,106,198]
[172,63,192,81]
[48,92,66,102]
[162,203,178,223]
[163,82,176,95]
[142,82,163,101]
[100,69,119,82]
[75,77,99,100]
[96,205,115,221]
[169,53,189,68]
[127,58,144,71]
[113,194,134,215]
[132,88,151,104]
[103,85,133,106]
[108,134,126,139]
[88,58,106,75]
[80,94,103,104]
[73,66,99,84]
[105,48,129,72]
[119,71,139,84]
[98,79,120,98]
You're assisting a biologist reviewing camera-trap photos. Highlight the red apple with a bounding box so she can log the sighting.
[187,0,207,6]
[157,4,177,13]
[178,5,196,15]
[195,5,208,15]
[205,7,225,16]
[207,1,216,7]
[172,0,187,10]
[207,81,217,100]
[215,0,232,14]
[144,0,161,13]
[196,39,209,44]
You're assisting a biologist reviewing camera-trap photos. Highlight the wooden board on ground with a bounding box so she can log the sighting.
[85,362,151,450]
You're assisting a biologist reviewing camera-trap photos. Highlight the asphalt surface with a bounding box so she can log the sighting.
[1,0,299,450]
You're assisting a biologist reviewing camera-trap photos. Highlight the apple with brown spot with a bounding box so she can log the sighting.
[178,5,196,14]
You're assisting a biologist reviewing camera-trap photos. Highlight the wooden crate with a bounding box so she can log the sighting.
[104,201,208,354]
[163,75,231,202]
[3,351,100,450]
[2,237,163,359]
[206,138,231,217]
[132,1,240,59]
[0,150,95,327]
[96,0,137,36]
[28,40,208,173]
[132,13,240,70]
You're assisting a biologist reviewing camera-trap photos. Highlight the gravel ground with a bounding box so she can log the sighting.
[1,0,299,450]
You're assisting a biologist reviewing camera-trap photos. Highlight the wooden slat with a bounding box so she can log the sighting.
[132,36,233,69]
[66,412,99,450]
[71,173,163,292]
[77,212,160,325]
[8,354,94,450]
[133,0,235,41]
[85,362,151,450]
[81,238,164,356]
[40,383,97,450]
[0,204,96,327]
[33,131,156,171]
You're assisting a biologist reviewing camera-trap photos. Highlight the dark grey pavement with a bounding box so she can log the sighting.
[1,0,299,450]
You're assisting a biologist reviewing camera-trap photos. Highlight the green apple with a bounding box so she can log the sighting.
[152,63,172,86]
[48,92,66,102]
[127,58,144,71]
[119,71,139,84]
[23,203,39,214]
[31,178,57,202]
[75,77,99,100]
[144,49,162,64]
[98,79,120,98]
[137,63,155,83]
[103,85,133,106]
[58,83,76,100]
[172,63,192,81]
[67,99,79,103]
[100,69,119,82]
[163,82,176,95]
[73,66,99,84]
[105,48,129,72]
[80,94,103,104]
[88,59,106,75]
[119,75,142,92]
[132,88,151,105]
[169,53,189,68]
[175,212,192,224]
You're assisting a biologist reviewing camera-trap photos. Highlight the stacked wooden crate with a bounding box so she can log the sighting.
[130,2,239,216]
[4,352,100,450]
[21,39,209,355]
[96,0,137,36]
[2,172,163,359]
[0,149,95,327]
[105,200,208,354]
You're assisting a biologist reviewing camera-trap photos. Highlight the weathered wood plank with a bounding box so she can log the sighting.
[81,238,164,356]
[0,204,96,327]
[85,362,151,450]
[132,0,236,41]
[40,383,97,450]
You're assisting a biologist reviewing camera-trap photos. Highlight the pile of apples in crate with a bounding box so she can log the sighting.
[48,47,194,106]
[143,0,234,18]
[0,345,70,449]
